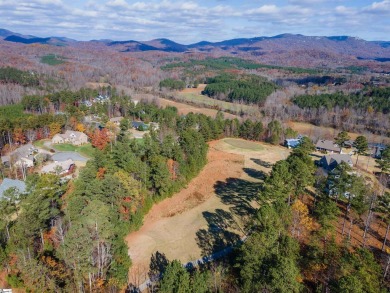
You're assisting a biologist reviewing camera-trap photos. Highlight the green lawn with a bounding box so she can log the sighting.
[53,143,94,158]
[33,139,51,150]
[223,138,265,151]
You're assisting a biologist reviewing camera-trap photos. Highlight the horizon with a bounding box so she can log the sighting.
[0,0,389,44]
[2,27,389,45]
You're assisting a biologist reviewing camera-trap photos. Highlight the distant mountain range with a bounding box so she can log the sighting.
[1,28,389,61]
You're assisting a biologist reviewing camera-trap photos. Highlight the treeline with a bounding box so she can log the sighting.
[202,74,277,105]
[0,104,210,291]
[161,57,320,74]
[153,141,387,292]
[293,88,390,114]
[21,88,99,112]
[159,78,186,90]
[0,67,40,87]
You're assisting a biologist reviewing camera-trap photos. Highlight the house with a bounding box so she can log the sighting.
[0,178,26,199]
[316,140,341,154]
[284,135,304,149]
[344,140,355,148]
[41,159,75,175]
[82,100,92,107]
[1,143,37,168]
[109,116,124,126]
[52,130,88,146]
[368,143,387,158]
[319,154,353,171]
[132,121,149,131]
[93,95,110,104]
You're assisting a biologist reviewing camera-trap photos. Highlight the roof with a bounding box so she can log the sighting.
[109,117,123,123]
[132,121,148,128]
[0,178,26,198]
[323,154,353,167]
[41,159,74,174]
[285,139,301,148]
[55,130,87,140]
[9,143,36,160]
[316,140,341,152]
[368,143,387,149]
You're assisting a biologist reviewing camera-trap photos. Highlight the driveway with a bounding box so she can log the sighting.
[51,152,89,162]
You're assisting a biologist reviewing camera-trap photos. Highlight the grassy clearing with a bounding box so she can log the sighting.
[33,139,47,149]
[223,138,265,151]
[176,92,257,116]
[40,54,66,66]
[53,143,94,157]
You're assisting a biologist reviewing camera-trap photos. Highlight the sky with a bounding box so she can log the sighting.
[0,0,389,43]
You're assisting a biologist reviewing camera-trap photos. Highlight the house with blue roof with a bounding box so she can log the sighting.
[0,178,26,199]
[284,134,304,149]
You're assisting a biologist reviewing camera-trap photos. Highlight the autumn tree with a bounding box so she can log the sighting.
[291,199,313,239]
[49,122,61,138]
[13,128,26,144]
[90,128,110,150]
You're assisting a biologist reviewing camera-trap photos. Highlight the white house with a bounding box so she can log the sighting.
[52,130,88,146]
[1,143,36,168]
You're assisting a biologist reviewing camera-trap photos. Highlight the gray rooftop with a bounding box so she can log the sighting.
[323,154,353,166]
[0,178,26,198]
[316,140,341,152]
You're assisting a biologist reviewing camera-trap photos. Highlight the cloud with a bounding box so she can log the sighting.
[364,0,390,14]
[0,0,388,42]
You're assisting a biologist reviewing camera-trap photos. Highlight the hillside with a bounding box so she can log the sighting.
[1,28,390,67]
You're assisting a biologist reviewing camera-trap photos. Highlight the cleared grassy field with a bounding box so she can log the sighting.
[176,92,258,116]
[223,138,265,151]
[53,143,94,158]
[33,139,47,149]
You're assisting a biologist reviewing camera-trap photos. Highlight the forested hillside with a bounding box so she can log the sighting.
[293,87,390,114]
[202,74,277,105]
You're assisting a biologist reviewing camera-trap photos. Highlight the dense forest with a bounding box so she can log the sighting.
[161,57,320,74]
[0,100,211,291]
[202,74,277,106]
[159,78,186,91]
[0,67,40,87]
[293,88,390,114]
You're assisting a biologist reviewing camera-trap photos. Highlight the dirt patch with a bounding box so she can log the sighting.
[289,121,390,144]
[132,93,239,120]
[179,84,206,94]
[85,82,111,89]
